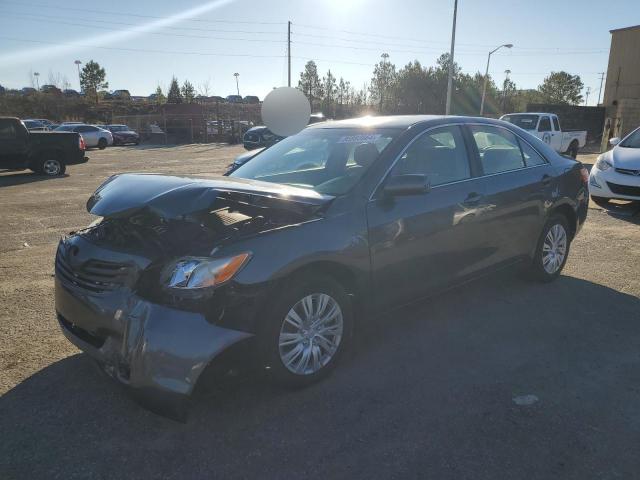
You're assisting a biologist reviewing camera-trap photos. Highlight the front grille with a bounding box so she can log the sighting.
[55,251,132,293]
[606,182,640,197]
[615,167,640,176]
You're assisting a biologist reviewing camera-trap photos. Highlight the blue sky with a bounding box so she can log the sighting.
[0,0,638,105]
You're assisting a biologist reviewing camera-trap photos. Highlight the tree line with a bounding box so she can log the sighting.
[298,53,585,118]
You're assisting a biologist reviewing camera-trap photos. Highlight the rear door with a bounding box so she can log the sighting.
[467,124,554,262]
[367,125,492,308]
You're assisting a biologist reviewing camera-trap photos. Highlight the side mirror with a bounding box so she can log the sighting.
[383,174,430,196]
[609,137,621,146]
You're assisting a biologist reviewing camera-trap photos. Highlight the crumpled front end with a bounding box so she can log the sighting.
[55,236,252,420]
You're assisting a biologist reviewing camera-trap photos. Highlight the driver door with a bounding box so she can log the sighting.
[366,125,491,309]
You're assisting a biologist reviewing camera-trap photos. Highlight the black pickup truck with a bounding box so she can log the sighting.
[0,117,88,176]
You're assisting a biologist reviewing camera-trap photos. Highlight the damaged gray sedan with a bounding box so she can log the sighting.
[55,116,588,419]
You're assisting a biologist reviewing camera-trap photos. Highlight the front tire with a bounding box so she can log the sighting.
[98,138,108,150]
[261,274,353,387]
[528,214,571,282]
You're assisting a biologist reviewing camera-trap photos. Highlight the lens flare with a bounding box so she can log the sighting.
[0,0,235,66]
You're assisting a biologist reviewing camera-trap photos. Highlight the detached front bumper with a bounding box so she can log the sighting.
[55,275,252,419]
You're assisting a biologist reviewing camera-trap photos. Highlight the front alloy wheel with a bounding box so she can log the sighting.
[278,293,344,375]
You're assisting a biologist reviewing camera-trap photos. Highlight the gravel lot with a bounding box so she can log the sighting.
[1,146,639,479]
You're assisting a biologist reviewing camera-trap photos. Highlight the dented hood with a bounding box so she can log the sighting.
[87,173,334,218]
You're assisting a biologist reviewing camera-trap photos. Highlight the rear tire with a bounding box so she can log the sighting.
[528,214,571,282]
[36,156,66,176]
[260,274,353,387]
[591,195,611,207]
[98,138,108,150]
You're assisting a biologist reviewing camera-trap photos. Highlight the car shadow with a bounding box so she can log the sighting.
[596,200,640,224]
[2,272,640,478]
[0,171,69,188]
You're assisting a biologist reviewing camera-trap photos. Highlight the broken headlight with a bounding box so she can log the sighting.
[163,253,251,290]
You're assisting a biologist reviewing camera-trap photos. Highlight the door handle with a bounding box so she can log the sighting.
[463,192,483,206]
[541,174,552,186]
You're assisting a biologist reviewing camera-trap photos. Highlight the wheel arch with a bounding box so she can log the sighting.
[549,202,577,240]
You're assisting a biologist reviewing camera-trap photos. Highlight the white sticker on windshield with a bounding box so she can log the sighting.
[337,134,381,144]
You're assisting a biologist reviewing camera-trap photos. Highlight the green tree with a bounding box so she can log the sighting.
[538,71,584,105]
[167,76,183,104]
[154,85,166,105]
[393,60,435,114]
[79,60,108,105]
[369,53,397,113]
[321,69,337,116]
[181,80,196,103]
[298,61,323,110]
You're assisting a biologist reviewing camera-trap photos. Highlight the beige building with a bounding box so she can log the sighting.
[601,24,640,149]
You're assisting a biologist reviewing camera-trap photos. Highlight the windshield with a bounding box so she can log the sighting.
[620,128,640,148]
[54,125,74,131]
[502,114,539,130]
[109,126,129,132]
[230,128,399,195]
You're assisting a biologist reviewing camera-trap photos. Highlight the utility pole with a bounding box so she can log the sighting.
[233,72,240,96]
[445,0,458,115]
[287,21,291,87]
[33,72,40,90]
[74,60,82,92]
[585,86,591,106]
[597,72,605,105]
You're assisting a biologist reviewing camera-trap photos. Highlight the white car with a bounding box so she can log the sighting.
[54,124,113,149]
[589,126,640,206]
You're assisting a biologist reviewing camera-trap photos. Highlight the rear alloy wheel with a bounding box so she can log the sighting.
[262,275,352,386]
[591,195,611,208]
[529,214,571,282]
[38,157,66,176]
[98,138,108,150]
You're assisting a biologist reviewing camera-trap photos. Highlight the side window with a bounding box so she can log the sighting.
[519,140,547,166]
[392,126,470,186]
[552,117,560,131]
[470,125,525,175]
[0,121,17,140]
[538,117,551,132]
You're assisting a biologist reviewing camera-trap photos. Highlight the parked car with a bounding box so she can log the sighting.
[54,115,588,418]
[63,89,81,97]
[243,126,284,150]
[210,95,225,103]
[111,90,131,100]
[226,95,243,103]
[20,87,37,96]
[26,118,56,129]
[0,117,87,176]
[54,124,113,149]
[589,126,640,206]
[243,95,260,104]
[41,84,62,95]
[225,146,265,174]
[22,120,49,131]
[106,124,140,145]
[500,113,586,158]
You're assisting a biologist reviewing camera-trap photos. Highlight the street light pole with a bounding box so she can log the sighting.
[480,43,513,116]
[74,60,82,92]
[445,0,458,115]
[233,72,240,96]
[287,21,291,87]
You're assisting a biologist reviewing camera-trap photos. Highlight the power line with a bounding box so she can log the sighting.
[1,0,286,25]
[1,13,287,43]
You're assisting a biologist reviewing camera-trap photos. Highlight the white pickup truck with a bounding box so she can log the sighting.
[500,112,587,158]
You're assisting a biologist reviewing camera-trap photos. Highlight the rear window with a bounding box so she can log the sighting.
[502,115,539,130]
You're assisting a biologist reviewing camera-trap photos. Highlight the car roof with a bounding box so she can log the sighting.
[305,114,524,130]
[503,112,555,116]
